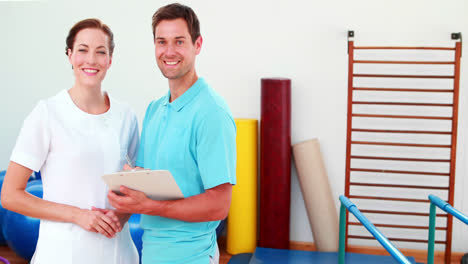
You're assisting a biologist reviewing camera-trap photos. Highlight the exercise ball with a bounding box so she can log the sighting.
[3,184,42,260]
[28,171,39,182]
[33,171,41,181]
[128,214,143,263]
[0,172,7,245]
[26,180,42,188]
[0,170,39,247]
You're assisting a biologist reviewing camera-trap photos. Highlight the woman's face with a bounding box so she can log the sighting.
[68,28,112,88]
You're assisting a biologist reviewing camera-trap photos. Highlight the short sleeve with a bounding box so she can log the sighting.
[127,112,140,165]
[196,109,237,190]
[10,100,50,172]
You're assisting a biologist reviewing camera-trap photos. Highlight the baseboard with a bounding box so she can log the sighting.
[289,241,464,264]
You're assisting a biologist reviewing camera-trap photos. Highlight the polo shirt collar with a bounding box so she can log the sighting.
[162,77,205,112]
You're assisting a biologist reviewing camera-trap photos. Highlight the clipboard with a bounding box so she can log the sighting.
[102,170,184,200]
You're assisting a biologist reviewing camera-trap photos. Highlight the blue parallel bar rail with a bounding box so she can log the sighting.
[427,194,468,264]
[338,195,412,264]
[429,195,468,224]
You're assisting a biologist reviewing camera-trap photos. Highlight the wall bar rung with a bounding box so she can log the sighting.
[352,129,452,134]
[350,182,449,190]
[352,101,453,107]
[353,87,454,93]
[350,156,450,162]
[360,209,447,217]
[354,74,454,79]
[348,222,447,230]
[349,195,433,203]
[348,235,444,244]
[350,168,450,176]
[352,114,452,120]
[351,141,451,148]
[354,46,455,50]
[354,60,455,65]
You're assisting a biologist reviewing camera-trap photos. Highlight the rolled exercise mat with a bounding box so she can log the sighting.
[259,78,291,249]
[227,119,258,254]
[292,138,339,251]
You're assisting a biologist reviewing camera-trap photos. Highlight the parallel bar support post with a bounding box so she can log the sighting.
[428,202,436,264]
[340,196,412,264]
[339,203,347,264]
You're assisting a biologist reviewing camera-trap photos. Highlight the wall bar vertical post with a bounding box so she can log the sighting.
[446,40,462,264]
[344,34,355,250]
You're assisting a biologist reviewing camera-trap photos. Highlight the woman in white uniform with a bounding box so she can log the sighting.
[1,18,139,264]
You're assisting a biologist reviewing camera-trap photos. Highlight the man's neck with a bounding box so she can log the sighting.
[168,71,198,103]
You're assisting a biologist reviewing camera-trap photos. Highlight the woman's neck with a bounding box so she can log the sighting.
[68,84,109,114]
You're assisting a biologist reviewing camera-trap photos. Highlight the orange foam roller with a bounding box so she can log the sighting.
[227,119,258,254]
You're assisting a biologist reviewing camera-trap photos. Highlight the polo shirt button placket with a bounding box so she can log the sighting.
[162,105,169,130]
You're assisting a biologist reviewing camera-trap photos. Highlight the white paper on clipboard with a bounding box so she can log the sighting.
[102,170,184,201]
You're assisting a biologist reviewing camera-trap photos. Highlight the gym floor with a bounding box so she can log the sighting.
[0,237,233,264]
[0,242,463,263]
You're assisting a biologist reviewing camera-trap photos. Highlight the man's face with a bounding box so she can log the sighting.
[154,18,202,80]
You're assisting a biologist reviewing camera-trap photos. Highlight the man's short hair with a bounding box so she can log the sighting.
[152,3,200,44]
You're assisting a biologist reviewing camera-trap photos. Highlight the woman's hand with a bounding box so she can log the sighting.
[74,208,121,238]
[92,207,131,232]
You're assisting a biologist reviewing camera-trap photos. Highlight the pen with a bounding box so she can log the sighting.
[125,154,134,169]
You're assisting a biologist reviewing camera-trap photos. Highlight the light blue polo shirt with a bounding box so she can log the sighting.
[136,77,236,264]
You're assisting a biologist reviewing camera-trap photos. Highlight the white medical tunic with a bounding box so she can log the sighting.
[10,90,139,264]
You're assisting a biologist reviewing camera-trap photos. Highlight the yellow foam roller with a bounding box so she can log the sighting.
[227,119,258,254]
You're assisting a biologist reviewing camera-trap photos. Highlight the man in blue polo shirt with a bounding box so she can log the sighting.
[107,3,236,264]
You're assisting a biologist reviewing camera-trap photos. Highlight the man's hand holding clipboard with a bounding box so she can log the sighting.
[102,155,184,214]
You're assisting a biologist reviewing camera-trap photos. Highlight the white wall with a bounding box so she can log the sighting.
[1,0,467,252]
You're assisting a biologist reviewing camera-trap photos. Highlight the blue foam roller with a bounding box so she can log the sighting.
[249,247,416,264]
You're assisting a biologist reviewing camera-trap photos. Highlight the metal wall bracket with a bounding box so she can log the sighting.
[451,32,461,40]
[348,30,354,54]
[451,32,462,57]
